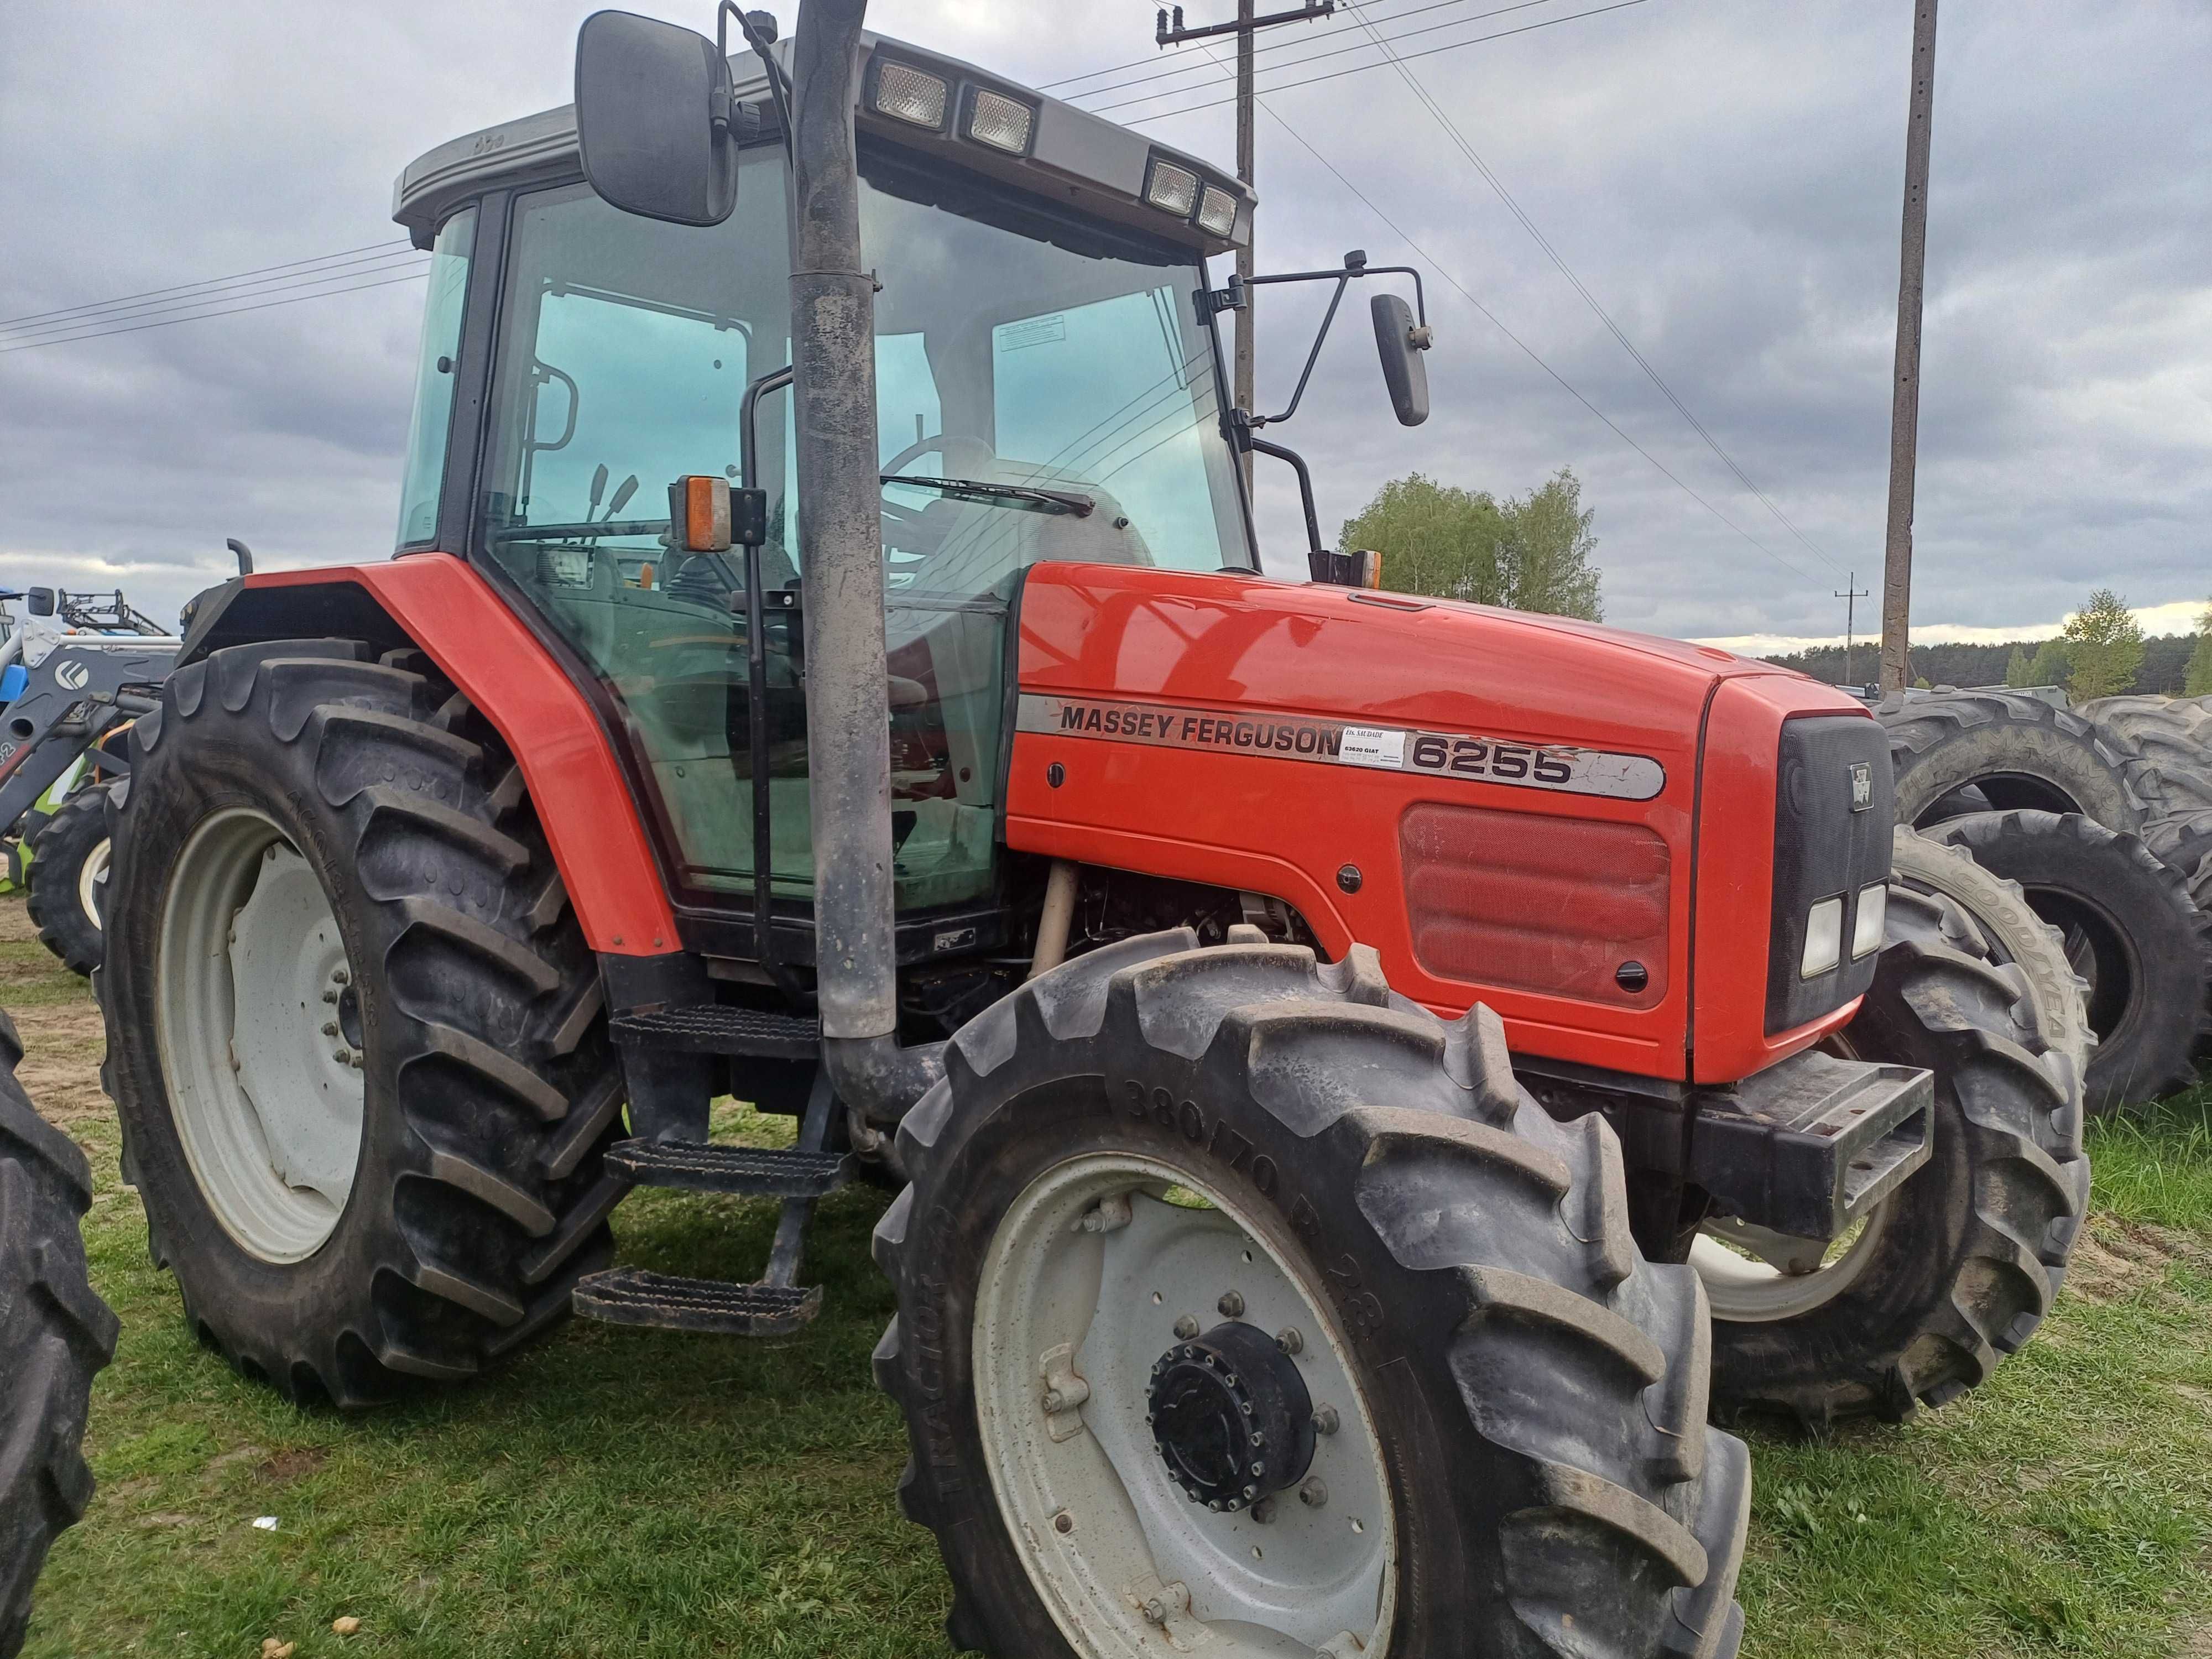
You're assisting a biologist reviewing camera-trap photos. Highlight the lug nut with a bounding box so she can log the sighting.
[1172,1314,1200,1340]
[321,988,340,1004]
[1053,1511,1074,1535]
[1298,1477,1329,1509]
[1313,1404,1340,1436]
[1276,1327,1303,1355]
[1250,1495,1277,1524]
[1217,1290,1245,1318]
[1142,1599,1168,1627]
[332,967,349,985]
[321,1021,340,1037]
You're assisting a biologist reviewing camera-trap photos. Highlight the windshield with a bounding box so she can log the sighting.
[476,140,1251,601]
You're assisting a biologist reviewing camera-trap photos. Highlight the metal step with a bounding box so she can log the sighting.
[572,1267,822,1336]
[604,1139,851,1198]
[608,1004,820,1058]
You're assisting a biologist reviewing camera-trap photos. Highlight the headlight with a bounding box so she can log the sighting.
[1800,896,1843,979]
[1196,184,1239,237]
[965,87,1035,154]
[1145,157,1199,217]
[874,61,950,130]
[1851,881,1887,959]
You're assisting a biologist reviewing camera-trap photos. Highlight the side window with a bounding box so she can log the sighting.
[394,209,476,549]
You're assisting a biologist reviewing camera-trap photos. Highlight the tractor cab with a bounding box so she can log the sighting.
[390,30,1258,957]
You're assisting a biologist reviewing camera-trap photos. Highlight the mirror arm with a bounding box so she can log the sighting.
[1236,252,1431,431]
[719,3,795,159]
[1244,429,1325,568]
[737,362,807,1003]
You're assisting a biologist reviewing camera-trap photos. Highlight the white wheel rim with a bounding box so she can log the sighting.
[79,836,111,932]
[974,1154,1397,1658]
[155,808,366,1263]
[1691,1201,1892,1321]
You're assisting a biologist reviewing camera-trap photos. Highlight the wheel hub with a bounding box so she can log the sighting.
[1147,1319,1314,1512]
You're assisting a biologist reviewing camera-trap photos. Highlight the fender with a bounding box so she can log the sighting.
[183,554,679,956]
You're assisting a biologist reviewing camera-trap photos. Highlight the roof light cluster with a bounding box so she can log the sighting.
[868,53,1039,158]
[1144,154,1242,240]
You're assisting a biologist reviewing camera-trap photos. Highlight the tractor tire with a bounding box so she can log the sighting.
[99,641,624,1406]
[24,785,113,978]
[1697,874,2086,1427]
[2080,694,2212,827]
[1,1009,120,1659]
[1930,811,2210,1115]
[876,931,1750,1659]
[1879,687,2147,832]
[1889,824,2094,1087]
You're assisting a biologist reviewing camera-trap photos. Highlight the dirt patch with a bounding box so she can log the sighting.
[0,895,36,945]
[258,1448,328,1482]
[12,997,109,1125]
[2066,1216,2212,1302]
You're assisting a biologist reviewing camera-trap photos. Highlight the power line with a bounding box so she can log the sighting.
[1094,0,1653,118]
[1063,0,1553,105]
[0,270,430,356]
[0,251,429,345]
[1038,0,1386,89]
[1336,3,1841,572]
[0,239,415,332]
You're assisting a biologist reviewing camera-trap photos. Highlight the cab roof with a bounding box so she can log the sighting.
[394,30,1254,259]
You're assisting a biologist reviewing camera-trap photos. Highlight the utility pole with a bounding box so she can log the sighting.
[1835,571,1870,688]
[1156,0,1337,488]
[1879,0,1938,695]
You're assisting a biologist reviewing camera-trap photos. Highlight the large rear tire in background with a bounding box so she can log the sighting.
[100,641,625,1407]
[1,1009,120,1659]
[2080,693,2212,827]
[1879,688,2147,832]
[1695,875,2087,1428]
[1931,811,2210,1115]
[24,785,113,978]
[877,932,1750,1659]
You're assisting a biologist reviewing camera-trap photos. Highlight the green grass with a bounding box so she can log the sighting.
[13,899,2212,1658]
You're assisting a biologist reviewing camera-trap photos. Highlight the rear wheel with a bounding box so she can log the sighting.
[877,933,1750,1658]
[1931,811,2210,1115]
[1,1010,120,1659]
[24,785,112,978]
[1695,876,2087,1427]
[100,641,624,1405]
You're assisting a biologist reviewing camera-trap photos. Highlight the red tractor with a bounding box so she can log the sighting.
[98,5,2085,1655]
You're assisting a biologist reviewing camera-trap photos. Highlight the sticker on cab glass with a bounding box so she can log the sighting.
[1016,693,1665,801]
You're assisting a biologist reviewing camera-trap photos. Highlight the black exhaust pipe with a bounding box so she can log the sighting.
[786,0,945,1124]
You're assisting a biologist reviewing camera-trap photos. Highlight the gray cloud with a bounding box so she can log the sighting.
[3,0,2205,645]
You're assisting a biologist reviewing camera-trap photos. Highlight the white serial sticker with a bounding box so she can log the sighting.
[1338,726,1407,769]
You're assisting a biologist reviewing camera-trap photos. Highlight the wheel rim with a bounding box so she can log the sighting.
[79,836,110,932]
[1692,1031,1898,1322]
[155,808,366,1263]
[2026,887,2135,1047]
[974,1154,1397,1658]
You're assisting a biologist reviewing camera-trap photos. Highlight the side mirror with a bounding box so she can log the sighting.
[1371,293,1431,427]
[25,588,54,617]
[574,10,740,227]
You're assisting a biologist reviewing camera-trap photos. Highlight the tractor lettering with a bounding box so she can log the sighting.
[1451,738,1487,774]
[1411,734,1448,770]
[1491,744,1531,779]
[1150,1086,1177,1130]
[1290,1193,1321,1240]
[1062,704,1087,731]
[1533,752,1574,784]
[1124,1078,1148,1117]
[1249,1155,1278,1197]
[1177,1099,1204,1142]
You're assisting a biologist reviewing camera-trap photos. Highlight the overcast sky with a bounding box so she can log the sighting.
[2,0,2206,650]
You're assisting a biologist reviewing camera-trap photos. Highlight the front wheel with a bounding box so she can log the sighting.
[877,933,1749,1658]
[24,785,112,978]
[1694,877,2088,1427]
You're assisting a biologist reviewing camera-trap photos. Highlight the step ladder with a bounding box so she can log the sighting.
[576,1009,847,1338]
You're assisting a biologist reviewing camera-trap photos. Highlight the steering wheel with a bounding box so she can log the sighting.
[880,434,1000,544]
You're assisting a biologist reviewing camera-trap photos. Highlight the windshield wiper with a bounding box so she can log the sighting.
[881,476,1094,518]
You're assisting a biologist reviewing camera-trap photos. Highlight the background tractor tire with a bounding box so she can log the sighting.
[1931,811,2210,1115]
[1702,877,2086,1428]
[2080,693,2212,827]
[1879,687,2147,832]
[24,785,113,978]
[1889,825,2094,1087]
[877,931,1750,1659]
[1,1009,120,1659]
[100,641,625,1407]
